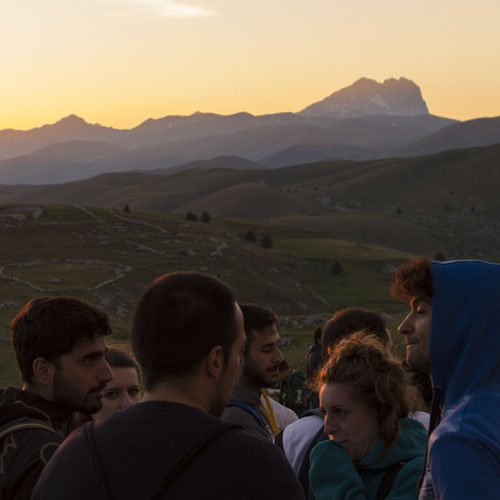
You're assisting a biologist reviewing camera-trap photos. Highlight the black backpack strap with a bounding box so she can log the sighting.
[376,461,405,500]
[82,421,113,500]
[275,429,284,450]
[149,423,240,500]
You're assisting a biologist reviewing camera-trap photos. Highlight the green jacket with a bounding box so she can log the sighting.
[310,417,427,500]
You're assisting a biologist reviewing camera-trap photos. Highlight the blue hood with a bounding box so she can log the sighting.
[430,260,500,410]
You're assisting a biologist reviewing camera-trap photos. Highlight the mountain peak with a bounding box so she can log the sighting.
[50,114,92,131]
[300,77,429,118]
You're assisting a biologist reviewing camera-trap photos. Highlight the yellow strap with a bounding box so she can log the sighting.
[260,390,279,436]
[0,421,56,440]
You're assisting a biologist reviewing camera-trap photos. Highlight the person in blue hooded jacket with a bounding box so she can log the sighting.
[394,258,500,500]
[309,333,427,500]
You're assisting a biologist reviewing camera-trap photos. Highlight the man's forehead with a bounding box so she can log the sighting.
[410,295,432,307]
[67,335,108,355]
[250,324,279,342]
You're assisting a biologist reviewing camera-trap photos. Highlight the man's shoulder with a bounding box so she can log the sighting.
[436,389,500,447]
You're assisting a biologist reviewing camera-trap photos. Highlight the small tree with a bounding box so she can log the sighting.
[123,204,130,213]
[186,211,197,221]
[260,235,273,249]
[201,211,211,223]
[245,231,256,242]
[330,261,343,275]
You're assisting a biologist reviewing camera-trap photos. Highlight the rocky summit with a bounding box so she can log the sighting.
[300,77,429,118]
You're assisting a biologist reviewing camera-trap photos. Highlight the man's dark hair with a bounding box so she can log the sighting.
[313,326,322,344]
[239,303,278,347]
[391,257,433,303]
[11,296,112,384]
[131,271,238,390]
[321,307,389,358]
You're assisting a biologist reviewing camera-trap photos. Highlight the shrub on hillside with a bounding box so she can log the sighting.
[260,235,273,249]
[123,204,130,213]
[245,231,256,242]
[201,211,211,223]
[186,211,197,221]
[330,261,343,275]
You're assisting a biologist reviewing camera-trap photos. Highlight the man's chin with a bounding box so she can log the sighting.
[79,396,104,415]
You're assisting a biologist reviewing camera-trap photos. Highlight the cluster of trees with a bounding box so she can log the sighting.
[186,211,211,223]
[245,231,273,249]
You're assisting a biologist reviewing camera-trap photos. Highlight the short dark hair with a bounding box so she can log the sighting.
[131,271,238,390]
[321,307,389,358]
[239,303,278,347]
[11,296,111,383]
[391,257,433,303]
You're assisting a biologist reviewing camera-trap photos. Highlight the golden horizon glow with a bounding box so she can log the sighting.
[1,0,500,130]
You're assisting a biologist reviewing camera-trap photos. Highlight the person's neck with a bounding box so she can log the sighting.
[238,375,263,398]
[22,382,51,401]
[142,379,211,413]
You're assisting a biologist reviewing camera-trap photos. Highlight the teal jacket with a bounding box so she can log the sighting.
[310,417,427,500]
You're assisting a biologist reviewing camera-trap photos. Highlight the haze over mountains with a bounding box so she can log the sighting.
[6,76,500,185]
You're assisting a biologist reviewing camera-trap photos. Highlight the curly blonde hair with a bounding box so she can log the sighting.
[318,333,410,444]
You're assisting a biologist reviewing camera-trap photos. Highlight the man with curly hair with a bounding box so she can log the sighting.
[393,258,500,500]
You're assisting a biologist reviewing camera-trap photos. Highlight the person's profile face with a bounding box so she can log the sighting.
[243,324,283,389]
[398,296,432,373]
[51,336,113,414]
[211,303,246,416]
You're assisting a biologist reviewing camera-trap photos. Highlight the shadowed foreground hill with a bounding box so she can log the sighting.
[1,142,500,257]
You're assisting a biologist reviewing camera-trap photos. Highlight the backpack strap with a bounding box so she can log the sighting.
[376,461,406,500]
[149,423,240,500]
[82,422,113,500]
[302,427,328,500]
[0,416,57,440]
[227,400,275,440]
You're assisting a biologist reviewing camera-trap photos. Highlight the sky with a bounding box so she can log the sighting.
[1,0,500,130]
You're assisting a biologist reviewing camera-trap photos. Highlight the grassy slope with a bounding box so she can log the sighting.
[0,204,415,385]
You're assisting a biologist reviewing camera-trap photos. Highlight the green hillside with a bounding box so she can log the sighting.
[1,204,416,386]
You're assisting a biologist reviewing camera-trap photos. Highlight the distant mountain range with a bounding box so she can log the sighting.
[1,77,500,185]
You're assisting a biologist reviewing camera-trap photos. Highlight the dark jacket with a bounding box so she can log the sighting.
[419,261,500,499]
[33,401,305,500]
[0,387,76,500]
[221,384,275,440]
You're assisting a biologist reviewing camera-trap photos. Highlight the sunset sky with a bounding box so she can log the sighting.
[2,0,499,130]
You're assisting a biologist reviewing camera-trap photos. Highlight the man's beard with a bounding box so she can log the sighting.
[52,370,106,415]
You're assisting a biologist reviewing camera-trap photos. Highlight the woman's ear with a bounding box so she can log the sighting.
[32,357,56,386]
[206,345,224,380]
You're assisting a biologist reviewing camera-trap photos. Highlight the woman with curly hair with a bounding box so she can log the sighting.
[309,333,427,500]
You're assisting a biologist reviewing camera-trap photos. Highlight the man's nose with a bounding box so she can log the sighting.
[99,360,114,383]
[398,314,412,336]
[274,347,284,364]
